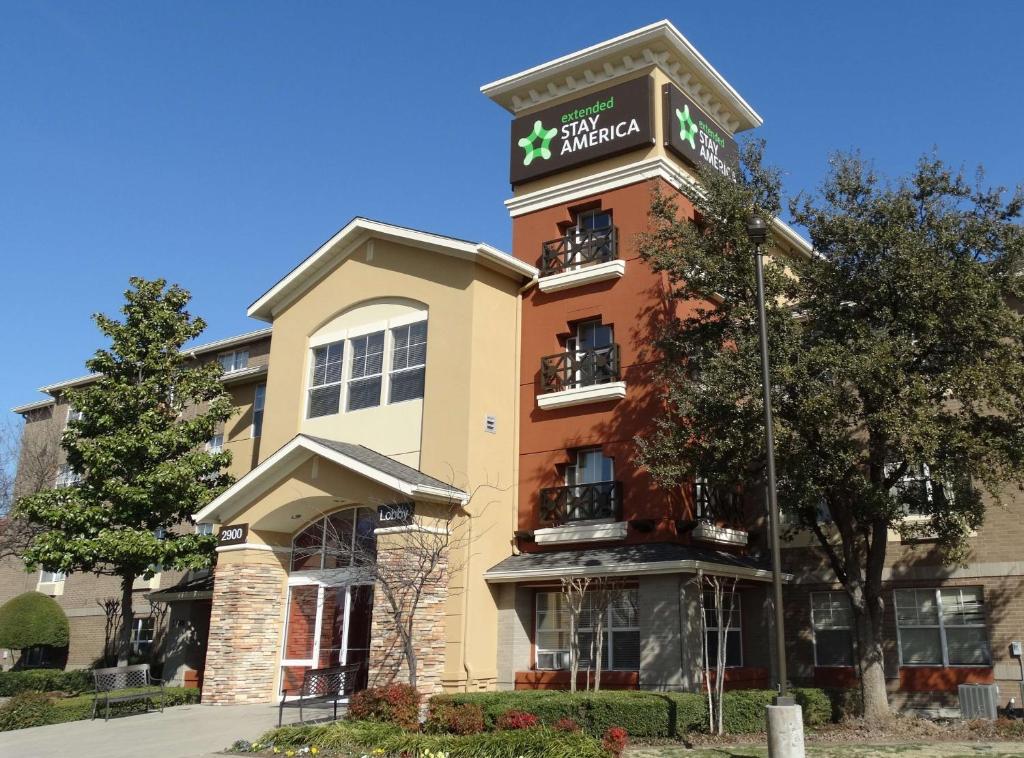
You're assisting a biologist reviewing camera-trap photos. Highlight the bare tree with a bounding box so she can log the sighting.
[0,418,60,561]
[699,573,737,736]
[587,576,631,692]
[560,576,591,692]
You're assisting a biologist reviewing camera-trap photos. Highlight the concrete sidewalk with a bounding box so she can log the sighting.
[0,702,320,758]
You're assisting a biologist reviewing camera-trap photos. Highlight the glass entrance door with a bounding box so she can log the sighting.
[280,582,374,697]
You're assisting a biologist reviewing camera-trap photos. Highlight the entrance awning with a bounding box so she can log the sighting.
[148,569,214,602]
[484,542,791,583]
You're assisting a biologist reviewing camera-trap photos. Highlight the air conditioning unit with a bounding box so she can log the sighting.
[958,683,998,720]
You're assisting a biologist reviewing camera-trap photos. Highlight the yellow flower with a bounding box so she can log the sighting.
[310,749,319,756]
[286,752,295,757]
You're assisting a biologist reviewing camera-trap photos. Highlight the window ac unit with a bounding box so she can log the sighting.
[958,683,998,720]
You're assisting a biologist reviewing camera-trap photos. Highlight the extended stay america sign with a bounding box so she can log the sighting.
[509,77,654,185]
[662,83,739,181]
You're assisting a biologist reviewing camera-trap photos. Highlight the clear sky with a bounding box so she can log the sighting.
[2,1,1023,424]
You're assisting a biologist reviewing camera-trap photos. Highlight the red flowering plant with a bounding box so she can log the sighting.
[496,709,540,730]
[602,726,628,756]
[553,717,582,733]
[348,683,421,731]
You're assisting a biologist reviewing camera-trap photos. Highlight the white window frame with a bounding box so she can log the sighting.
[65,406,83,428]
[810,591,855,668]
[37,569,66,595]
[533,589,639,672]
[130,617,156,655]
[346,330,386,412]
[703,590,743,668]
[218,350,249,374]
[894,587,991,667]
[307,340,345,419]
[194,522,214,536]
[207,434,223,453]
[387,319,428,405]
[55,463,81,488]
[252,383,266,438]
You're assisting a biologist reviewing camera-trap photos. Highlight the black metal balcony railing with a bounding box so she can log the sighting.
[540,226,618,276]
[694,479,745,527]
[540,345,620,394]
[540,481,621,525]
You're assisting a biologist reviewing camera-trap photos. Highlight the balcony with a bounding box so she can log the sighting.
[537,346,626,410]
[691,480,748,546]
[535,482,625,545]
[537,227,625,293]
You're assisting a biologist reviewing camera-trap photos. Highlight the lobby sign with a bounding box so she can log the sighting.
[377,502,415,528]
[662,84,739,181]
[509,76,654,185]
[217,523,248,546]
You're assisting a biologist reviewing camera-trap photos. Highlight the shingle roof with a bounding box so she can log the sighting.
[303,435,461,493]
[485,542,778,582]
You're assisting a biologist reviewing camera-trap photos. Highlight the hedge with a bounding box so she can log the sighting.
[0,669,93,696]
[0,686,200,731]
[431,687,840,738]
[253,720,606,758]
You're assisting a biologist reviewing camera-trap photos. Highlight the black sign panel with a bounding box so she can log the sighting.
[217,523,248,546]
[377,502,415,528]
[509,77,654,185]
[662,84,739,181]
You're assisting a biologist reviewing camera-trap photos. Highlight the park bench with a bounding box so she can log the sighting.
[278,663,362,727]
[91,663,165,721]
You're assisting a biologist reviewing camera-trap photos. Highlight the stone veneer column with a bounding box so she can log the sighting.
[367,535,448,696]
[202,554,287,704]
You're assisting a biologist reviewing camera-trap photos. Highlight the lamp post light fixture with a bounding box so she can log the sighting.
[746,215,791,705]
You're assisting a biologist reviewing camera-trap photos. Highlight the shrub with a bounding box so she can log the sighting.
[602,726,628,757]
[0,692,57,731]
[792,687,832,727]
[553,716,581,732]
[496,709,539,730]
[348,683,420,731]
[0,669,92,696]
[0,592,70,651]
[426,701,485,735]
[825,687,862,722]
[720,689,776,734]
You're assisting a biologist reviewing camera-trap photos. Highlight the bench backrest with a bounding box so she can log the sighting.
[301,663,361,698]
[93,664,151,692]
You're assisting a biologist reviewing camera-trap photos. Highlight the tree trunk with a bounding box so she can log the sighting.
[117,574,135,666]
[405,617,418,689]
[854,593,890,721]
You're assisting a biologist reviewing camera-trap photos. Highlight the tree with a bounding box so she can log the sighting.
[15,278,233,664]
[0,591,70,652]
[698,573,737,736]
[637,146,1024,721]
[0,420,60,562]
[560,576,591,692]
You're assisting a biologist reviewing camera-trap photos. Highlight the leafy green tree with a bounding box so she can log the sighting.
[0,591,69,651]
[15,278,233,664]
[637,145,1024,720]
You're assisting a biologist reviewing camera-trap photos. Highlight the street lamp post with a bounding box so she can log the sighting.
[746,216,792,706]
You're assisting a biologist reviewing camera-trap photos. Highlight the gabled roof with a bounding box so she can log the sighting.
[484,542,788,583]
[247,217,538,323]
[193,434,468,525]
[481,20,761,135]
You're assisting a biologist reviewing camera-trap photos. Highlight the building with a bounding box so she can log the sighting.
[7,20,1021,712]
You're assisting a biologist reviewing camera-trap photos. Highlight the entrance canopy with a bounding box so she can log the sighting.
[484,542,790,583]
[193,434,468,531]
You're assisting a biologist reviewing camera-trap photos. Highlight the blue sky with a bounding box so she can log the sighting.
[2,1,1023,423]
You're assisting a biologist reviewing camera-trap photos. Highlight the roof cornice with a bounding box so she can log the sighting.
[247,217,537,323]
[481,20,761,135]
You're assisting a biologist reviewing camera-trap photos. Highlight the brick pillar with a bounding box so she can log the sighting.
[368,535,448,696]
[202,556,286,704]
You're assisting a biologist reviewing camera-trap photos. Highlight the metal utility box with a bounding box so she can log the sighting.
[958,683,999,720]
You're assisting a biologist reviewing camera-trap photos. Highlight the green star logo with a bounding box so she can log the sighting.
[676,105,698,150]
[518,120,558,166]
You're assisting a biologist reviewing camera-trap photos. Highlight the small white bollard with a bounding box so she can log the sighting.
[766,703,805,758]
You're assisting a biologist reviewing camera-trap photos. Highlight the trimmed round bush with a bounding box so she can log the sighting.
[426,701,485,735]
[0,592,69,651]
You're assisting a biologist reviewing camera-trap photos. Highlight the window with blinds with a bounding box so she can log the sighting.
[895,587,990,666]
[348,331,385,411]
[534,589,640,671]
[252,383,266,437]
[308,341,344,418]
[703,590,742,667]
[811,591,854,666]
[389,321,427,403]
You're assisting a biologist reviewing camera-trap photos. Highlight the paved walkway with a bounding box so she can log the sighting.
[627,742,1024,757]
[0,701,322,758]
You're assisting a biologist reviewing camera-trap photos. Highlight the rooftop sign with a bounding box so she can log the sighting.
[509,76,654,185]
[662,84,739,181]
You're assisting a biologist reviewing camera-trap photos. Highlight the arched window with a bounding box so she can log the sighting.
[291,508,377,572]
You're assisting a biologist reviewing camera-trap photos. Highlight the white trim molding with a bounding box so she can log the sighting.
[485,558,791,584]
[692,522,749,547]
[534,521,628,545]
[537,260,626,293]
[537,381,626,411]
[374,524,449,536]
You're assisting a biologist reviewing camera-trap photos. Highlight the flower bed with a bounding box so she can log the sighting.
[0,686,200,731]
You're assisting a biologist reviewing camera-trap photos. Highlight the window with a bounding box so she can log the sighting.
[207,434,223,453]
[291,508,378,572]
[564,448,616,522]
[895,587,990,666]
[195,522,214,536]
[389,321,427,403]
[252,383,266,437]
[130,617,155,655]
[308,341,344,418]
[811,592,854,666]
[347,331,385,411]
[535,589,640,671]
[888,462,952,516]
[55,464,81,488]
[38,569,65,584]
[567,320,616,387]
[703,591,742,667]
[65,406,83,427]
[218,350,249,373]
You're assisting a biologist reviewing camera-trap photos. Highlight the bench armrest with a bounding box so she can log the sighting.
[150,677,165,685]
